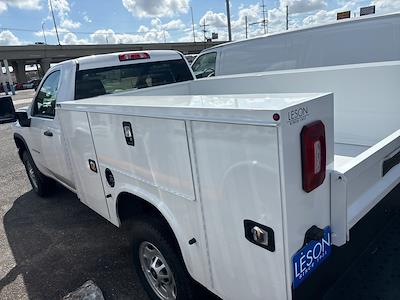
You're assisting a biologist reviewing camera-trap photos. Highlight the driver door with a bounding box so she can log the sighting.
[30,69,74,188]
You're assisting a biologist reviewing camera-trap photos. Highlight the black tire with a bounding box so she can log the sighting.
[130,218,195,300]
[22,151,52,197]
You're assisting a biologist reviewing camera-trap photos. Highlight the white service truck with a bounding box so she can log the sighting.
[0,54,399,300]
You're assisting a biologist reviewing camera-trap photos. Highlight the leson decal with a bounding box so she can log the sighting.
[287,106,309,125]
[292,226,331,288]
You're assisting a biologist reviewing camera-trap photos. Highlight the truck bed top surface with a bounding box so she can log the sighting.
[59,93,329,125]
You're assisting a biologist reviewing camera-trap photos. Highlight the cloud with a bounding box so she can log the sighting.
[231,4,261,29]
[60,23,171,45]
[122,0,189,17]
[50,0,70,15]
[284,0,327,14]
[0,0,41,13]
[199,10,227,27]
[0,30,21,45]
[302,9,336,25]
[0,1,7,13]
[372,0,400,14]
[163,19,186,30]
[34,26,68,37]
[62,32,87,44]
[61,18,81,29]
[83,14,92,23]
[138,25,149,33]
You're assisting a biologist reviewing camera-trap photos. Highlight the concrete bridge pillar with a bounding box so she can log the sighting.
[2,59,15,94]
[12,61,27,83]
[40,59,51,76]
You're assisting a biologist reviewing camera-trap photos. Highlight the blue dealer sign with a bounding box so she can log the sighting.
[292,226,331,288]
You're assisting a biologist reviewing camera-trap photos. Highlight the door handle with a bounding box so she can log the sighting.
[43,130,53,137]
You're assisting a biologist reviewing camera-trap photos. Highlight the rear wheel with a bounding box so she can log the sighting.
[130,219,194,300]
[22,151,52,197]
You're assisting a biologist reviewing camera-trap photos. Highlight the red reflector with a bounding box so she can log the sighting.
[119,52,150,61]
[301,121,326,193]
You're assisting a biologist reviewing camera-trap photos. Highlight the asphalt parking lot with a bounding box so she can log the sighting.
[0,91,399,300]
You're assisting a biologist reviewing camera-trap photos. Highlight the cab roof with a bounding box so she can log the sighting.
[75,50,183,71]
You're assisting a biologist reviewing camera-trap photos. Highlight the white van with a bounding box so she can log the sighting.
[191,12,400,78]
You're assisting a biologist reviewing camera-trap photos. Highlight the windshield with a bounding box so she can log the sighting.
[75,59,193,100]
[191,52,217,78]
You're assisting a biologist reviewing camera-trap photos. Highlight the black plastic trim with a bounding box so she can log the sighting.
[383,150,400,176]
[13,133,30,161]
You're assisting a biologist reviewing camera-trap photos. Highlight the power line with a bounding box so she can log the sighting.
[248,0,268,34]
[0,27,38,32]
[0,27,186,35]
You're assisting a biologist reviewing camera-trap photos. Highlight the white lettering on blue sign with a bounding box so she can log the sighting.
[292,226,331,288]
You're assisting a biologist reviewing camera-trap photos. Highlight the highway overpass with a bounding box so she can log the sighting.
[0,42,224,83]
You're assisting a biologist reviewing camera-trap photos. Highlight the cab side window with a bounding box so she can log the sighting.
[191,52,217,78]
[32,71,60,118]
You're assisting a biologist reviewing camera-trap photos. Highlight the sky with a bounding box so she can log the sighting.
[0,0,399,45]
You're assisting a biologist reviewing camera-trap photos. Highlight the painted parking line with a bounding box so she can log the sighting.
[13,98,32,105]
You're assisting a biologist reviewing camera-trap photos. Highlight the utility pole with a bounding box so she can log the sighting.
[49,0,61,45]
[226,0,232,41]
[245,16,248,39]
[201,19,209,42]
[286,5,289,30]
[190,6,196,42]
[261,0,267,34]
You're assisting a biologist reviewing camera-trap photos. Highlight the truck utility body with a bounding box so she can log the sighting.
[58,92,334,300]
[1,56,399,299]
[125,60,400,247]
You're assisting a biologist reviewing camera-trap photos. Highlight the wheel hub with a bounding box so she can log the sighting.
[139,241,177,300]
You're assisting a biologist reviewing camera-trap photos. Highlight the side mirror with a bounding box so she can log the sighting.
[0,96,16,124]
[16,111,31,127]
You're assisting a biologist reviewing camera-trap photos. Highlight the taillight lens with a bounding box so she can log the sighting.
[119,52,150,61]
[301,121,326,192]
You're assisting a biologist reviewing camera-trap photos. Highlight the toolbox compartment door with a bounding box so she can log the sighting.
[59,110,110,220]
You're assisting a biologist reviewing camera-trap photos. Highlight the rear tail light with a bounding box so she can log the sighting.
[119,52,150,61]
[301,121,326,192]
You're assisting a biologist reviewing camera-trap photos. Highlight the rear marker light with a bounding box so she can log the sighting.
[119,52,150,61]
[301,121,326,193]
[273,113,280,121]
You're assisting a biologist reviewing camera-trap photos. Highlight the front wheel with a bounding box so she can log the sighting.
[22,151,52,197]
[131,219,195,300]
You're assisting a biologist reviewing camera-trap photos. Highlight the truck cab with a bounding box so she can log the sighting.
[11,50,195,194]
